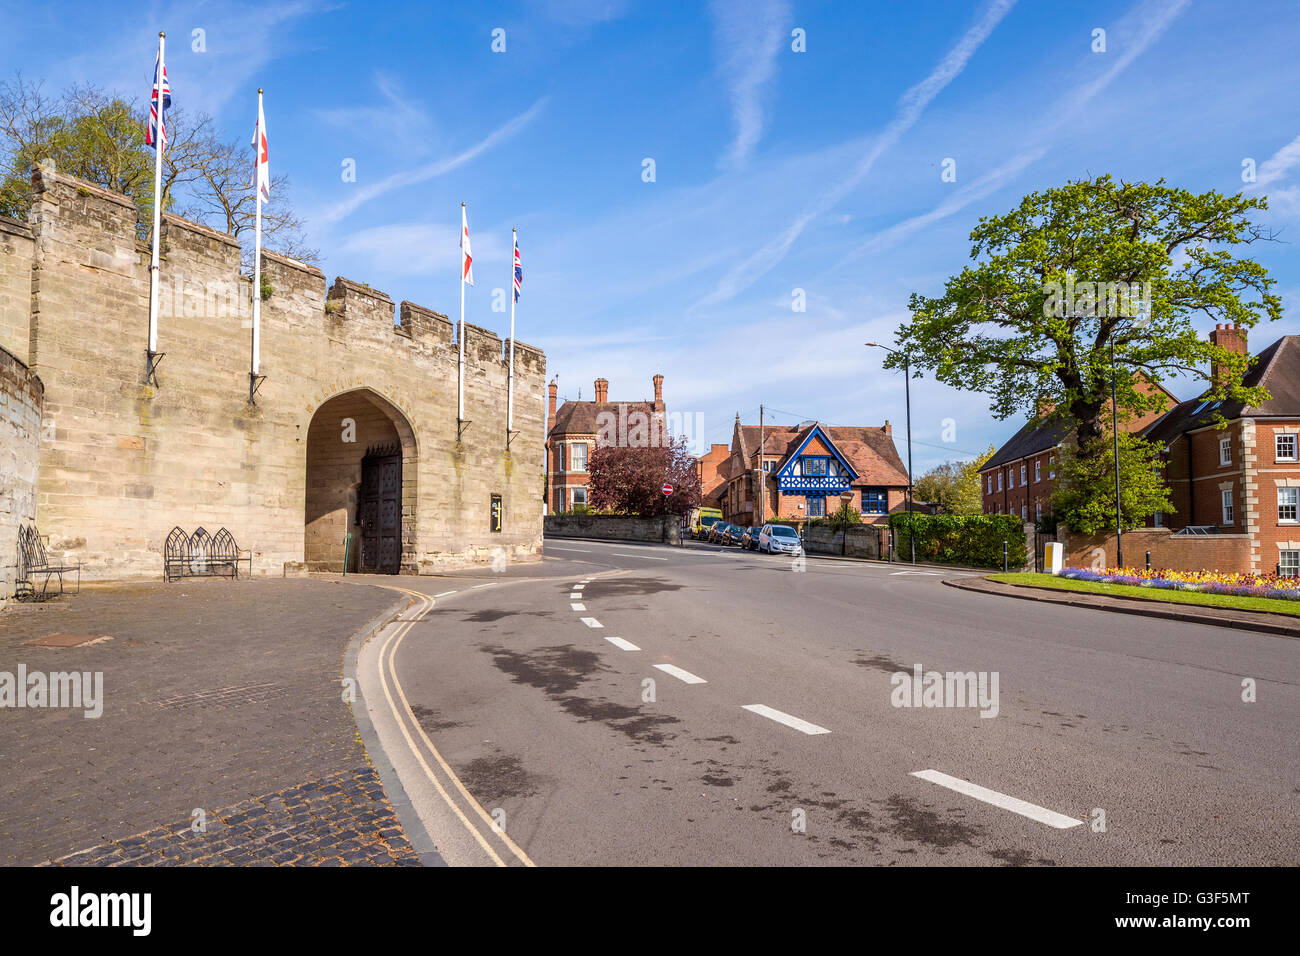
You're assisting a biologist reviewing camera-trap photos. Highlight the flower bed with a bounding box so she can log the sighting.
[1060,567,1300,601]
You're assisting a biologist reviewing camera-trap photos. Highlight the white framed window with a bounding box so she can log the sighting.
[1219,438,1232,466]
[1221,489,1233,525]
[1279,487,1299,522]
[1153,511,1164,528]
[997,472,1003,492]
[1035,502,1042,522]
[1280,550,1300,578]
[571,487,587,508]
[1049,455,1056,479]
[570,442,588,472]
[1008,469,1015,489]
[1020,504,1027,520]
[1277,434,1298,462]
[1020,464,1027,485]
[987,474,992,494]
[1034,460,1041,483]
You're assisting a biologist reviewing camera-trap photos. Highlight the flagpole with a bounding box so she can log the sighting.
[458,201,466,437]
[250,88,263,402]
[146,31,165,385]
[507,226,516,444]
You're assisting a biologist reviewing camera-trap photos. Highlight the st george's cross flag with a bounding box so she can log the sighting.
[146,51,170,149]
[461,204,474,286]
[513,234,522,302]
[252,96,270,201]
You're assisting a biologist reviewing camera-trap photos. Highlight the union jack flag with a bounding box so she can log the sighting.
[513,234,522,302]
[146,52,170,149]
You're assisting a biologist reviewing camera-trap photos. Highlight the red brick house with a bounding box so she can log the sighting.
[721,417,910,527]
[695,443,730,509]
[980,323,1300,574]
[545,374,664,513]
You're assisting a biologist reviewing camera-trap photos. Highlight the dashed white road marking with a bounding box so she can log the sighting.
[471,583,494,589]
[580,617,603,628]
[580,579,592,583]
[910,770,1083,829]
[742,704,830,735]
[612,552,668,560]
[570,602,586,611]
[653,663,707,684]
[434,590,458,598]
[891,570,940,576]
[569,592,582,599]
[572,584,585,590]
[549,546,592,553]
[605,636,640,651]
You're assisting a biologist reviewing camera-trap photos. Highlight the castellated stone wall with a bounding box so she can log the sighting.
[0,345,42,598]
[7,167,545,579]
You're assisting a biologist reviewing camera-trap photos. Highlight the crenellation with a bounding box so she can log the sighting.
[15,167,545,580]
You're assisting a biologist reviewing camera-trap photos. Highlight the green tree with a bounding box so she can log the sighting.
[914,444,995,515]
[884,176,1280,450]
[1052,432,1174,535]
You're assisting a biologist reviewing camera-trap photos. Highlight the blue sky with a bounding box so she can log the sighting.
[3,0,1299,471]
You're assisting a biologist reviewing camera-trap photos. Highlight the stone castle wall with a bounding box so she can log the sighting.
[5,167,545,579]
[0,345,42,598]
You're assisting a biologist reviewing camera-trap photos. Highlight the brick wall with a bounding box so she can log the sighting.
[23,167,546,579]
[544,513,676,542]
[1062,528,1252,573]
[0,346,42,598]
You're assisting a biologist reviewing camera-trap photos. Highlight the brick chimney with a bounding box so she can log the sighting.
[653,373,664,411]
[547,379,557,432]
[1036,395,1056,419]
[1209,323,1248,387]
[882,420,892,435]
[594,377,609,403]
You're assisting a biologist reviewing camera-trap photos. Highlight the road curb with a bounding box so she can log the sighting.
[944,577,1300,639]
[342,591,449,867]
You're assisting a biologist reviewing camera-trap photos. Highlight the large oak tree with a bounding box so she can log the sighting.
[885,176,1282,449]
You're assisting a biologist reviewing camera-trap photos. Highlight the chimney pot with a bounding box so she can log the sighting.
[594,378,609,403]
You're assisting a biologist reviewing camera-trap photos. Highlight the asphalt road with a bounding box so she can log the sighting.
[356,539,1300,866]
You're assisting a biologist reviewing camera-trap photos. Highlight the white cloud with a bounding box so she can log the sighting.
[316,97,548,225]
[337,223,506,277]
[693,0,1019,310]
[1252,132,1300,190]
[314,73,436,153]
[711,0,789,170]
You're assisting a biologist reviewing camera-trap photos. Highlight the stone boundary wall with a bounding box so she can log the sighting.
[10,167,546,579]
[1063,527,1253,573]
[544,514,678,543]
[803,525,886,559]
[0,346,42,598]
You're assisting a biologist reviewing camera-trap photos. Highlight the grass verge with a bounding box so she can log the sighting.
[987,572,1300,617]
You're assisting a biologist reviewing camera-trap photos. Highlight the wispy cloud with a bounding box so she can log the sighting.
[693,0,1018,309]
[336,223,504,277]
[316,97,548,225]
[1252,132,1300,190]
[711,0,789,170]
[315,73,436,152]
[831,0,1190,273]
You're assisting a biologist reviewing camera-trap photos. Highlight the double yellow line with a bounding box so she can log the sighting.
[372,583,536,868]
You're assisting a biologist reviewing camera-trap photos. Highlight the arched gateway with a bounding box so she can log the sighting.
[304,388,418,574]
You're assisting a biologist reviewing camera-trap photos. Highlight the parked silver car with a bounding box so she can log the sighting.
[758,523,803,554]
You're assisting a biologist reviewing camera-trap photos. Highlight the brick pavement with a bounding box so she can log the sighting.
[0,578,418,865]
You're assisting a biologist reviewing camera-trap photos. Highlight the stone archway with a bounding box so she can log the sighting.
[304,388,418,573]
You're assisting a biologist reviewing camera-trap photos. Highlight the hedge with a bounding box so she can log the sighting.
[887,513,1026,569]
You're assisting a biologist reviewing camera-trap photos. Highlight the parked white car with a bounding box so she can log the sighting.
[758,523,803,555]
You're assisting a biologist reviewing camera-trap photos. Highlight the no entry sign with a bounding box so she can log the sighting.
[662,483,673,496]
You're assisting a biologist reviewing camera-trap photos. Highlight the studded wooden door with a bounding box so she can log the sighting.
[360,445,402,574]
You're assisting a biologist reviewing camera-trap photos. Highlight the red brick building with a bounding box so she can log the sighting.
[980,324,1300,574]
[695,443,730,510]
[721,417,910,527]
[545,374,664,513]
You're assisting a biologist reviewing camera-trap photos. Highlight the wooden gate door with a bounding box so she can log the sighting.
[360,444,402,573]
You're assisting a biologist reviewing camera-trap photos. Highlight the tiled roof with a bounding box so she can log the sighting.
[1144,335,1300,443]
[734,422,909,486]
[550,399,659,436]
[982,415,1073,471]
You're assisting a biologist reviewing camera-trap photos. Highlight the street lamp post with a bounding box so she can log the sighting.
[866,342,915,564]
[1110,338,1123,569]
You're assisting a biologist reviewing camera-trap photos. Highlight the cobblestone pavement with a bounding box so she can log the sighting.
[44,767,418,866]
[0,578,419,866]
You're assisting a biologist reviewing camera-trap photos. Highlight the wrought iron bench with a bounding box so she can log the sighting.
[163,526,252,582]
[16,524,81,601]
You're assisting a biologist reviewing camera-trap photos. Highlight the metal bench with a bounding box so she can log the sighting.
[163,526,252,582]
[16,524,81,601]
